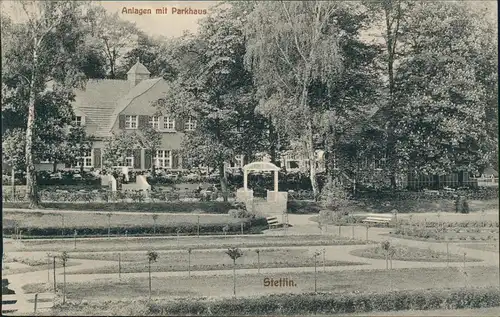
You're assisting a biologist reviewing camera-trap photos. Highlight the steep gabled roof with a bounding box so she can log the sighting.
[107,78,164,132]
[127,61,151,75]
[73,79,131,138]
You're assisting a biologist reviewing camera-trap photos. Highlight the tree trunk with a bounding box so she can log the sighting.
[63,263,66,304]
[233,259,236,296]
[148,260,152,299]
[307,127,319,201]
[269,116,277,165]
[11,167,16,201]
[219,163,228,202]
[25,40,40,208]
[52,161,57,173]
[384,3,401,191]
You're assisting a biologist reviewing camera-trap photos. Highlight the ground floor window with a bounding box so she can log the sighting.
[76,149,92,168]
[125,155,134,168]
[155,150,172,168]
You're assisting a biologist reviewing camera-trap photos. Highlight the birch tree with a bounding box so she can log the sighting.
[245,1,344,199]
[2,1,90,207]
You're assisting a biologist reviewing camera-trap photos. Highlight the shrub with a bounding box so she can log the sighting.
[3,217,268,237]
[228,209,254,219]
[287,200,321,214]
[138,287,500,315]
[3,201,239,214]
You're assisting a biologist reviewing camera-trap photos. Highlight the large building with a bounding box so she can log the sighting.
[36,61,320,173]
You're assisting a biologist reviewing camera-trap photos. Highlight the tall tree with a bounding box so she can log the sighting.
[245,1,346,199]
[157,5,265,200]
[85,5,141,79]
[363,0,414,188]
[393,1,496,177]
[2,1,90,207]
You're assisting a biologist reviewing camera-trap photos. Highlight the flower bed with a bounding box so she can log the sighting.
[391,224,499,242]
[350,245,481,262]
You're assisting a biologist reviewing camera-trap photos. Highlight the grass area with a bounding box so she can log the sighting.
[5,235,367,253]
[288,199,499,215]
[458,243,499,253]
[391,226,499,242]
[2,201,236,214]
[2,210,268,236]
[2,256,80,275]
[350,245,481,262]
[3,210,241,229]
[68,248,365,274]
[22,266,499,300]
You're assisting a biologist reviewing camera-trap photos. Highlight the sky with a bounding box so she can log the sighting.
[98,0,220,38]
[1,1,497,39]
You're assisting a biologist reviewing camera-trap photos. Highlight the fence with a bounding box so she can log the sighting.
[471,176,499,187]
[1,293,54,315]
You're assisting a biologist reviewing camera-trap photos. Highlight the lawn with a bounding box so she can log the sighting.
[3,210,240,229]
[289,199,499,215]
[2,254,80,276]
[68,248,365,274]
[5,235,367,253]
[350,245,481,262]
[3,209,266,237]
[391,226,499,242]
[458,243,499,253]
[22,266,499,300]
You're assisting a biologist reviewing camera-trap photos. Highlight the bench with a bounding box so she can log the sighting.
[266,216,280,229]
[362,214,395,226]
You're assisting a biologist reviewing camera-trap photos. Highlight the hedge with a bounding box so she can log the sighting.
[3,217,268,237]
[149,287,500,315]
[56,287,500,315]
[354,187,499,201]
[3,201,237,214]
[287,200,322,214]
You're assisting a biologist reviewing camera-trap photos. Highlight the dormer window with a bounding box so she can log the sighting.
[125,115,138,129]
[185,117,197,131]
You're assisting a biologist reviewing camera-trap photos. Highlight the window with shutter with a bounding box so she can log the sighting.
[94,148,102,168]
[175,118,184,131]
[119,115,126,129]
[145,150,152,169]
[133,149,141,169]
[172,150,179,169]
[138,115,149,129]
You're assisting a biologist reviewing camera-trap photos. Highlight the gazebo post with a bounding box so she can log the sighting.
[274,170,279,193]
[243,169,248,191]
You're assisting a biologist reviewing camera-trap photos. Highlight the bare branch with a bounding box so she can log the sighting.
[280,1,308,64]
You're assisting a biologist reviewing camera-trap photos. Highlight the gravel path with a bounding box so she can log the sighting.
[3,212,499,314]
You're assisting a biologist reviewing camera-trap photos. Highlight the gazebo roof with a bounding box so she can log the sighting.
[243,161,280,172]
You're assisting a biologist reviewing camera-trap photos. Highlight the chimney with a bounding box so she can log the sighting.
[127,57,151,87]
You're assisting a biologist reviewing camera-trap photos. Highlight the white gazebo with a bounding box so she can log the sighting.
[243,161,281,193]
